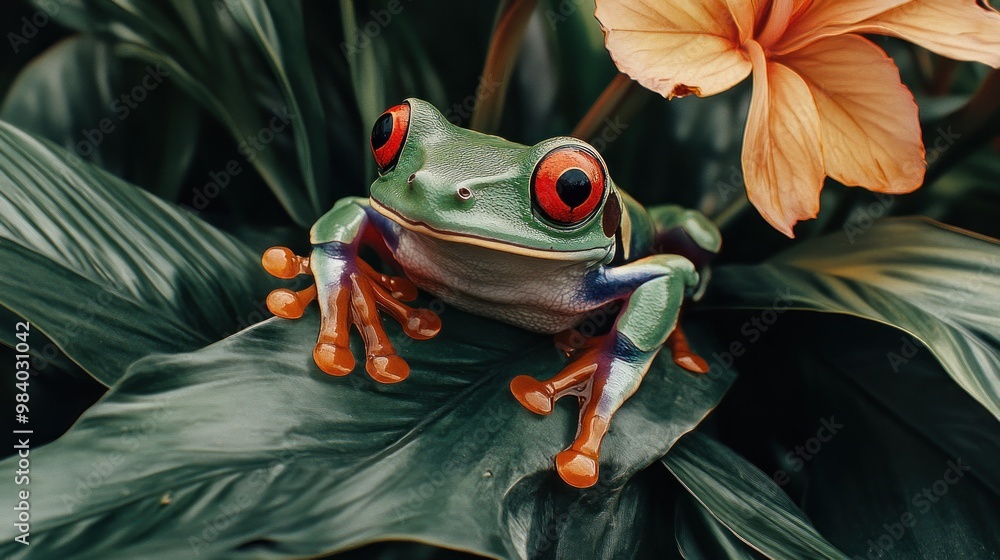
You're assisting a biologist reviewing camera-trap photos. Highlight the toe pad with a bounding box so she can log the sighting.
[367,354,409,383]
[556,449,599,488]
[510,375,554,415]
[314,343,355,376]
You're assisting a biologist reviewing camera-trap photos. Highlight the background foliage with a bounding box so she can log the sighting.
[0,0,998,558]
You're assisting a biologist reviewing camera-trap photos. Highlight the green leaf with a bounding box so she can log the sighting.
[1,36,123,169]
[675,493,760,560]
[705,217,1000,421]
[1,35,201,200]
[26,0,90,30]
[663,432,849,560]
[0,121,276,385]
[801,315,1000,498]
[916,146,1000,239]
[692,312,1000,558]
[224,0,330,211]
[127,80,201,201]
[0,312,733,559]
[340,0,386,185]
[39,0,322,225]
[0,305,78,376]
[783,325,1000,558]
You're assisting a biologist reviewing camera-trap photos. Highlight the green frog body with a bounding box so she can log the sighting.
[263,99,721,487]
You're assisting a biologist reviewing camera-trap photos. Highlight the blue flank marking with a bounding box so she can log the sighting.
[364,205,401,251]
[315,242,353,259]
[579,264,661,309]
[613,332,655,366]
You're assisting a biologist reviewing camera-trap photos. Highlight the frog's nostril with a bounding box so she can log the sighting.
[456,186,473,201]
[407,173,417,186]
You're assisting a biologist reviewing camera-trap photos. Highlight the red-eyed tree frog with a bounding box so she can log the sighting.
[262,99,721,488]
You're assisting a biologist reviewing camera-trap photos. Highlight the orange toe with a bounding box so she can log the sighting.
[267,288,311,319]
[510,375,554,415]
[262,246,309,278]
[367,354,409,384]
[403,309,442,340]
[674,352,710,374]
[314,343,355,376]
[555,449,599,488]
[386,276,418,301]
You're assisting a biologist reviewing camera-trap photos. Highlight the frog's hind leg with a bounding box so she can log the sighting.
[557,336,652,488]
[512,253,704,488]
[512,334,653,488]
[510,348,599,415]
[648,205,721,271]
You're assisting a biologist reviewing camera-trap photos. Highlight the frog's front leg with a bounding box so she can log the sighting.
[510,254,702,488]
[262,197,441,383]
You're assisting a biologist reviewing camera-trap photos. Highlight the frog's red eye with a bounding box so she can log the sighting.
[370,102,410,171]
[531,146,606,226]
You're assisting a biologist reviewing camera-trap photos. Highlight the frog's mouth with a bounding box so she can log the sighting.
[369,198,611,262]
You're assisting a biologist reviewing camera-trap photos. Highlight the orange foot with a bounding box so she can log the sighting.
[554,324,709,374]
[666,326,709,374]
[262,246,441,383]
[512,325,709,488]
[510,335,612,488]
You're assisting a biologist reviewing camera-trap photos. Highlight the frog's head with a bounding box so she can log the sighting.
[367,98,626,262]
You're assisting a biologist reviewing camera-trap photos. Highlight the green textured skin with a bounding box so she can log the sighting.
[368,98,617,257]
[310,196,368,245]
[614,255,698,351]
[647,205,723,253]
[310,98,718,343]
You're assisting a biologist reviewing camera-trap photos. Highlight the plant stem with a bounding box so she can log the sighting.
[712,194,750,231]
[571,73,640,141]
[469,0,539,134]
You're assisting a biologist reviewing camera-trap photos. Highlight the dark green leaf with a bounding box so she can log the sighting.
[225,0,331,211]
[0,299,78,375]
[1,35,201,199]
[340,0,386,185]
[664,432,848,560]
[124,74,201,201]
[1,36,123,169]
[802,315,1000,498]
[915,146,1000,239]
[706,217,1000,420]
[675,493,760,560]
[0,121,276,385]
[0,312,733,559]
[785,324,1000,559]
[39,0,321,224]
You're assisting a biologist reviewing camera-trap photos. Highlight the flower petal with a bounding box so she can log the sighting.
[778,35,925,194]
[776,0,910,52]
[742,41,824,237]
[595,0,752,98]
[840,0,1000,67]
[724,0,761,42]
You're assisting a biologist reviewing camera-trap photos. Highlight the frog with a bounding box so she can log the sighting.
[261,98,721,488]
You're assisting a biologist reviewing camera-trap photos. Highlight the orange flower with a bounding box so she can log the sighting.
[595,0,1000,236]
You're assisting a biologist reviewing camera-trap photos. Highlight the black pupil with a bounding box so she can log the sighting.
[556,168,592,208]
[371,113,393,150]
